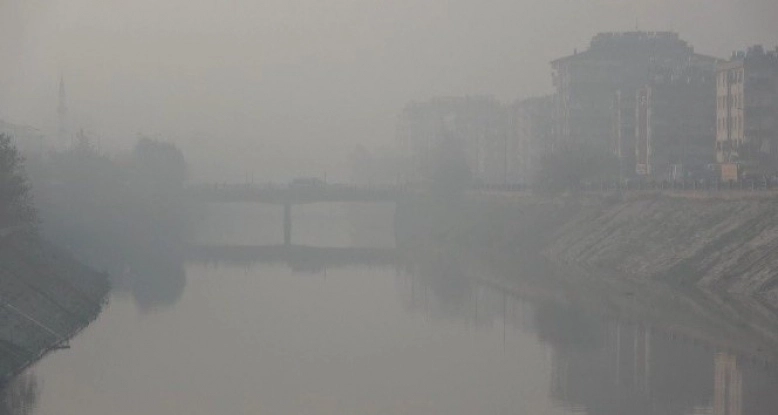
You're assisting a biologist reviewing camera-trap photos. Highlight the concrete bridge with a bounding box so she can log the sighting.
[188,183,408,205]
[189,183,408,246]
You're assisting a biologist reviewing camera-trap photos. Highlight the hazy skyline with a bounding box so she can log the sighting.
[2,0,778,181]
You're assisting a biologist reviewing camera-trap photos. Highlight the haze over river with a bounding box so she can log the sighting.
[9,204,778,415]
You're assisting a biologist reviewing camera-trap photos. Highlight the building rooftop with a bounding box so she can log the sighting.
[551,31,696,66]
[717,45,778,71]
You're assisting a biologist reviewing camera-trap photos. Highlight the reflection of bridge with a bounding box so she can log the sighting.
[189,183,407,245]
[188,183,407,205]
[188,244,399,273]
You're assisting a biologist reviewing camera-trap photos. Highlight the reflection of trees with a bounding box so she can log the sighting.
[27,136,192,312]
[125,252,186,312]
[0,375,38,415]
[86,243,187,313]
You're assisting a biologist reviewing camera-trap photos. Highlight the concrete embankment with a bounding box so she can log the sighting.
[417,190,778,307]
[0,231,110,384]
[398,190,778,360]
[539,192,778,308]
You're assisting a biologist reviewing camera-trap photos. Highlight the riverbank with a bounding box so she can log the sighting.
[396,191,778,359]
[401,190,778,306]
[539,192,778,306]
[0,231,110,385]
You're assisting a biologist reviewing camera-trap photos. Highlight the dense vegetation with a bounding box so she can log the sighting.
[0,134,35,230]
[25,135,191,308]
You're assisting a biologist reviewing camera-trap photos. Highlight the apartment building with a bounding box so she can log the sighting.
[634,57,718,179]
[716,45,778,179]
[551,32,712,177]
[396,96,509,184]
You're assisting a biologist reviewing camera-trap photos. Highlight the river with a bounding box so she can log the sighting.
[4,203,778,415]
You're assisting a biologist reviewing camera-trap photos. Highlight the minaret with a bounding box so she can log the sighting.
[57,74,68,147]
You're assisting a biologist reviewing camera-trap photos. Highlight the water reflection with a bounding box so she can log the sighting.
[545,320,778,415]
[189,244,398,273]
[127,254,187,312]
[399,250,506,325]
[400,251,778,415]
[0,375,37,415]
[104,250,188,313]
[21,204,778,414]
[190,200,778,414]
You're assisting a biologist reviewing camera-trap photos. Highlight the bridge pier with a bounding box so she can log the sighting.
[283,203,292,246]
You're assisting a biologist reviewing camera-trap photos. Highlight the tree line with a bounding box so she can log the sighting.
[1,132,191,279]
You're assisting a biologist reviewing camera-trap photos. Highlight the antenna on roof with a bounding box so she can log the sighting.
[636,17,640,31]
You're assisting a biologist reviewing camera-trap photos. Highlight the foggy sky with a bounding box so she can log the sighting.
[1,0,777,181]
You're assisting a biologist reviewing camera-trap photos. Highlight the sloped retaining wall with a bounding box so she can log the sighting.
[0,231,110,385]
[541,193,778,308]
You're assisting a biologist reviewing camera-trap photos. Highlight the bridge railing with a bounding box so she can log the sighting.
[191,179,778,198]
[576,178,777,193]
[187,182,414,203]
[189,182,412,191]
[472,178,778,194]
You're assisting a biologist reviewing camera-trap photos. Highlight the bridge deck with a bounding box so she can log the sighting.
[189,184,408,204]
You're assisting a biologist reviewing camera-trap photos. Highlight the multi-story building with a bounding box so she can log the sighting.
[612,89,638,177]
[551,32,714,177]
[396,96,509,184]
[716,46,778,179]
[508,96,555,184]
[634,58,718,180]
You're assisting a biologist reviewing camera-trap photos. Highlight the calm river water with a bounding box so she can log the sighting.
[7,204,778,414]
